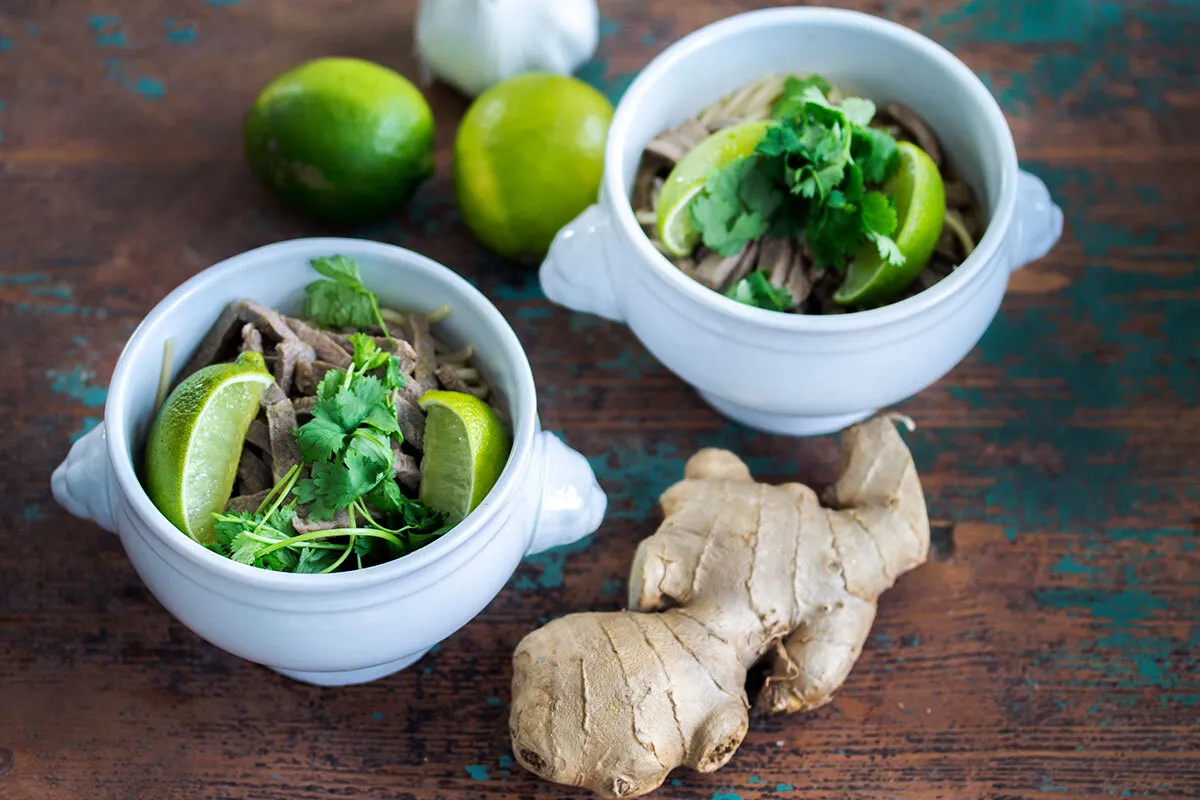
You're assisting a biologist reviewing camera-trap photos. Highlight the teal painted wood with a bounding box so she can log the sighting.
[0,1,1196,798]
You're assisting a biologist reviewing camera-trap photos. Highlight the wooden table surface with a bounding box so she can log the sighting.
[2,1,1197,798]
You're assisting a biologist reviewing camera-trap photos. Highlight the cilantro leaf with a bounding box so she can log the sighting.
[295,546,343,574]
[688,157,780,256]
[303,280,376,329]
[304,461,360,520]
[349,333,391,372]
[839,97,877,127]
[860,191,898,239]
[310,255,366,290]
[725,271,796,312]
[295,409,346,463]
[869,231,906,267]
[771,74,833,119]
[852,126,899,184]
[384,355,406,391]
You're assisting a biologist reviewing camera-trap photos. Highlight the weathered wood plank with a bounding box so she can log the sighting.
[1,1,1197,799]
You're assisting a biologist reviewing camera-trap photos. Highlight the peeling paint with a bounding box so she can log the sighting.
[465,764,489,780]
[48,367,108,408]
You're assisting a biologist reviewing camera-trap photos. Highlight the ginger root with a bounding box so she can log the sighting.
[509,416,929,797]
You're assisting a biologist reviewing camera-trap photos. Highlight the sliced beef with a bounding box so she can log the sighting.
[226,490,270,515]
[285,317,352,368]
[883,102,942,167]
[292,396,317,417]
[395,394,426,451]
[402,312,438,398]
[240,323,263,354]
[759,238,795,287]
[292,508,351,534]
[434,363,471,394]
[391,445,421,490]
[245,419,271,453]
[294,360,337,395]
[261,382,302,481]
[274,337,316,396]
[181,300,297,381]
[644,118,712,163]
[694,240,759,291]
[237,449,273,495]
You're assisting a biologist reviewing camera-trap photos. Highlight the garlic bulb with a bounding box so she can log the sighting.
[415,0,600,97]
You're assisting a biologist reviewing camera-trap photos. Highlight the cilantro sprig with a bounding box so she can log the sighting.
[685,78,904,277]
[303,255,395,343]
[725,271,796,312]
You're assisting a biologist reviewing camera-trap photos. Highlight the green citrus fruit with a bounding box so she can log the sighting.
[454,73,613,262]
[656,120,773,257]
[835,141,946,306]
[144,351,274,546]
[245,57,435,225]
[417,390,511,523]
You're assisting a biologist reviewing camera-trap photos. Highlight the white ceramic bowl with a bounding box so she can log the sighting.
[51,238,607,686]
[540,7,1063,435]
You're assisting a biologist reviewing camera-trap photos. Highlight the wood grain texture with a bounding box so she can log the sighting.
[1,1,1197,799]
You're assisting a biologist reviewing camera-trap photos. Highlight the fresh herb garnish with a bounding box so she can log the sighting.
[725,270,796,312]
[688,80,904,272]
[303,255,394,342]
[209,332,443,573]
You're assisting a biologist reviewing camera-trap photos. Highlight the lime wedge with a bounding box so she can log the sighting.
[835,141,946,306]
[144,351,274,545]
[417,390,512,524]
[656,120,772,257]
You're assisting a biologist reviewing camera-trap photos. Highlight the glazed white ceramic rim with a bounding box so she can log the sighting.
[604,6,1020,332]
[105,238,538,592]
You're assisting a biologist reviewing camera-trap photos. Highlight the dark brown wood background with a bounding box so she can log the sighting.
[2,1,1197,798]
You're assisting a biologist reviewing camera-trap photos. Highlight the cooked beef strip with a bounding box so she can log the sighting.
[180,300,298,380]
[245,419,271,453]
[785,263,813,308]
[284,317,353,368]
[237,449,273,495]
[261,382,302,481]
[760,238,795,287]
[434,363,472,394]
[240,322,264,354]
[395,394,426,450]
[274,337,316,396]
[402,312,439,398]
[391,445,421,489]
[226,490,270,514]
[883,102,943,167]
[644,118,712,163]
[695,240,760,291]
[292,396,317,417]
[293,360,337,395]
[292,508,351,534]
[945,180,975,209]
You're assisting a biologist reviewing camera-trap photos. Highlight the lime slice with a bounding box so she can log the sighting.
[417,390,512,524]
[656,120,773,257]
[835,141,946,306]
[144,351,274,545]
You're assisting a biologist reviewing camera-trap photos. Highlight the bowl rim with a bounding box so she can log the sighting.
[104,237,538,593]
[603,6,1020,333]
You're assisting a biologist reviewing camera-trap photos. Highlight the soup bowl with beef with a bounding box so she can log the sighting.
[540,7,1063,435]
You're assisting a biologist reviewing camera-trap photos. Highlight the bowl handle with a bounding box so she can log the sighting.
[526,429,607,556]
[51,422,118,534]
[539,203,624,322]
[1008,169,1064,272]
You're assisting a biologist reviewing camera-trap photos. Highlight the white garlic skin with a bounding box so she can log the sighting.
[416,0,600,97]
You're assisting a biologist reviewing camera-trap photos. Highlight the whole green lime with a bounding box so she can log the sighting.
[454,73,613,261]
[245,57,435,225]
